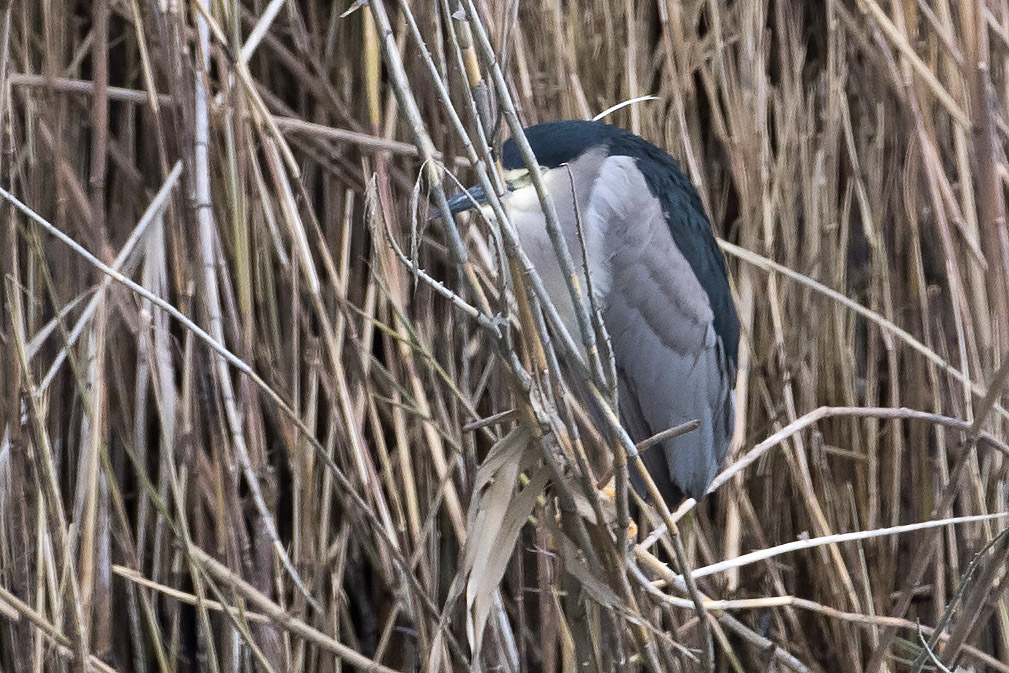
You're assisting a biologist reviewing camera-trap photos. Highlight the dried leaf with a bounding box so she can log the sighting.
[466,466,550,656]
[545,512,621,610]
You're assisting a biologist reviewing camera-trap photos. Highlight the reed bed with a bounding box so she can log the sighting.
[1,1,1007,671]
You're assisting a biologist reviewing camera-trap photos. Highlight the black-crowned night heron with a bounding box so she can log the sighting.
[451,120,739,506]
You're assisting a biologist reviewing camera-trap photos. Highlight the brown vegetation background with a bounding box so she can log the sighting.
[1,1,1008,672]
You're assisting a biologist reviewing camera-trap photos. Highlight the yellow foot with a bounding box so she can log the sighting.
[599,483,638,540]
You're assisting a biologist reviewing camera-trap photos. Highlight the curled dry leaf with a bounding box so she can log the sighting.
[461,426,545,658]
[428,425,551,666]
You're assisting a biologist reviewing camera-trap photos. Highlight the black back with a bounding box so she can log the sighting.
[502,120,739,369]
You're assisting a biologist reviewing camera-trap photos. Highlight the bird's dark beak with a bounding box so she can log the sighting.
[445,184,490,215]
[439,168,531,218]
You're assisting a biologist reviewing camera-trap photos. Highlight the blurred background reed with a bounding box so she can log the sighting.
[1,1,1007,672]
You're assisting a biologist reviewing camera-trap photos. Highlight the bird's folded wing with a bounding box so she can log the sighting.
[589,156,735,503]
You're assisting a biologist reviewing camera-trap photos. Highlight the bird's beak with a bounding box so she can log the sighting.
[446,184,490,215]
[441,169,530,218]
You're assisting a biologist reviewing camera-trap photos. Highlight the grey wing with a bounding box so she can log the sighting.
[589,156,735,504]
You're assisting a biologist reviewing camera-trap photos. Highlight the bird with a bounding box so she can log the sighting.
[448,120,739,507]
